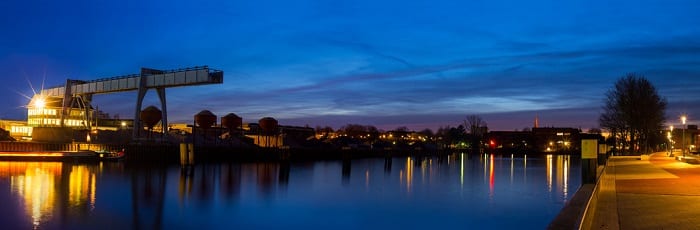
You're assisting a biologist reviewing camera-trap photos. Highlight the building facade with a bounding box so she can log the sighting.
[27,95,92,128]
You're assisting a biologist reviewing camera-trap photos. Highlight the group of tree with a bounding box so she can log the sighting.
[309,74,667,155]
[311,113,489,151]
[599,73,667,154]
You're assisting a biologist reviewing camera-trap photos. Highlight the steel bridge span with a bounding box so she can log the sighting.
[39,66,223,139]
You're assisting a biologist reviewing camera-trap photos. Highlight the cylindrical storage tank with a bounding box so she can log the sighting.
[221,113,242,130]
[195,110,217,129]
[140,106,162,129]
[258,117,278,135]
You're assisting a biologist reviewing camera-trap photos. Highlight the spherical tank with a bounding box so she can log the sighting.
[258,117,278,135]
[221,113,242,130]
[195,110,217,129]
[140,106,162,129]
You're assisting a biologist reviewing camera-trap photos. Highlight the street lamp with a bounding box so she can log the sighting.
[670,125,674,156]
[682,115,687,157]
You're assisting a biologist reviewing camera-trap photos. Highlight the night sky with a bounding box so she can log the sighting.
[2,0,700,131]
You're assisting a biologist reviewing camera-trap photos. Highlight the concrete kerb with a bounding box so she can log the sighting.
[675,155,700,164]
[548,156,623,230]
[586,157,620,229]
[547,184,595,229]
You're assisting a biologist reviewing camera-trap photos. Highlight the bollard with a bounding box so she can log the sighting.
[188,143,195,165]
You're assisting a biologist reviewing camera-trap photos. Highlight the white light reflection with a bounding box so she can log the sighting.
[365,169,370,191]
[421,158,427,184]
[523,154,527,183]
[510,154,514,185]
[460,153,464,187]
[483,154,488,182]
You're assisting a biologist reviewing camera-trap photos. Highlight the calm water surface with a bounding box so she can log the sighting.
[0,153,580,229]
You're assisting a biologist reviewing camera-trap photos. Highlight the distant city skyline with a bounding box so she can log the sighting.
[2,0,700,131]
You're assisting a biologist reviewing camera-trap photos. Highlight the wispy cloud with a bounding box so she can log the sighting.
[4,0,700,131]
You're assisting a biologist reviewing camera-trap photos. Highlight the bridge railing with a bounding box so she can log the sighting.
[42,65,222,91]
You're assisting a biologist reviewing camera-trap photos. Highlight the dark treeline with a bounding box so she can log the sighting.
[313,114,488,153]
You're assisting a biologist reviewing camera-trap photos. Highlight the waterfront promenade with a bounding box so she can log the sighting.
[589,152,700,229]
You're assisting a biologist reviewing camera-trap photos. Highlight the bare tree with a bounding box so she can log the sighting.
[339,124,368,138]
[395,126,410,132]
[599,74,666,154]
[418,128,434,137]
[436,125,465,149]
[464,115,487,137]
[315,126,334,138]
[462,115,487,152]
[588,128,602,134]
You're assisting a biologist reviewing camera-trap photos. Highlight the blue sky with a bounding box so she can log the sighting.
[2,0,700,131]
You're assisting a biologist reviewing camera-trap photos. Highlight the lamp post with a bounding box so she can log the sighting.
[669,125,674,156]
[682,115,687,158]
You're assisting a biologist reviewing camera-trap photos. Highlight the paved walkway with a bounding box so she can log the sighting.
[591,152,700,229]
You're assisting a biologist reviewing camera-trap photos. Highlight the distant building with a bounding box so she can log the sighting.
[0,119,28,140]
[532,127,581,153]
[27,95,93,128]
[0,94,134,142]
[243,123,314,148]
[485,127,586,153]
[486,131,533,150]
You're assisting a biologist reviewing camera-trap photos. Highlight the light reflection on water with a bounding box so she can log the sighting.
[0,153,579,229]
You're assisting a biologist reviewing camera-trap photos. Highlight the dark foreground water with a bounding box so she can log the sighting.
[0,153,579,229]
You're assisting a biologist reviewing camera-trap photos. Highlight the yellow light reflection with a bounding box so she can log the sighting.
[555,156,564,197]
[546,154,553,192]
[69,165,96,207]
[404,157,413,193]
[1,162,61,229]
[563,156,569,198]
[90,173,96,211]
[0,162,98,228]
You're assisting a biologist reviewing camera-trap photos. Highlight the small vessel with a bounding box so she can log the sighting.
[95,149,125,161]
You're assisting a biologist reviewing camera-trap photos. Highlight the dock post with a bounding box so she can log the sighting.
[188,143,194,165]
[180,143,189,165]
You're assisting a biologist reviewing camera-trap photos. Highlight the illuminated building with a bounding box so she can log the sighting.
[0,94,134,141]
[27,94,93,128]
[0,119,30,140]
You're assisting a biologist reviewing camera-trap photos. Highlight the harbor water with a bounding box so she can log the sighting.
[0,153,580,229]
